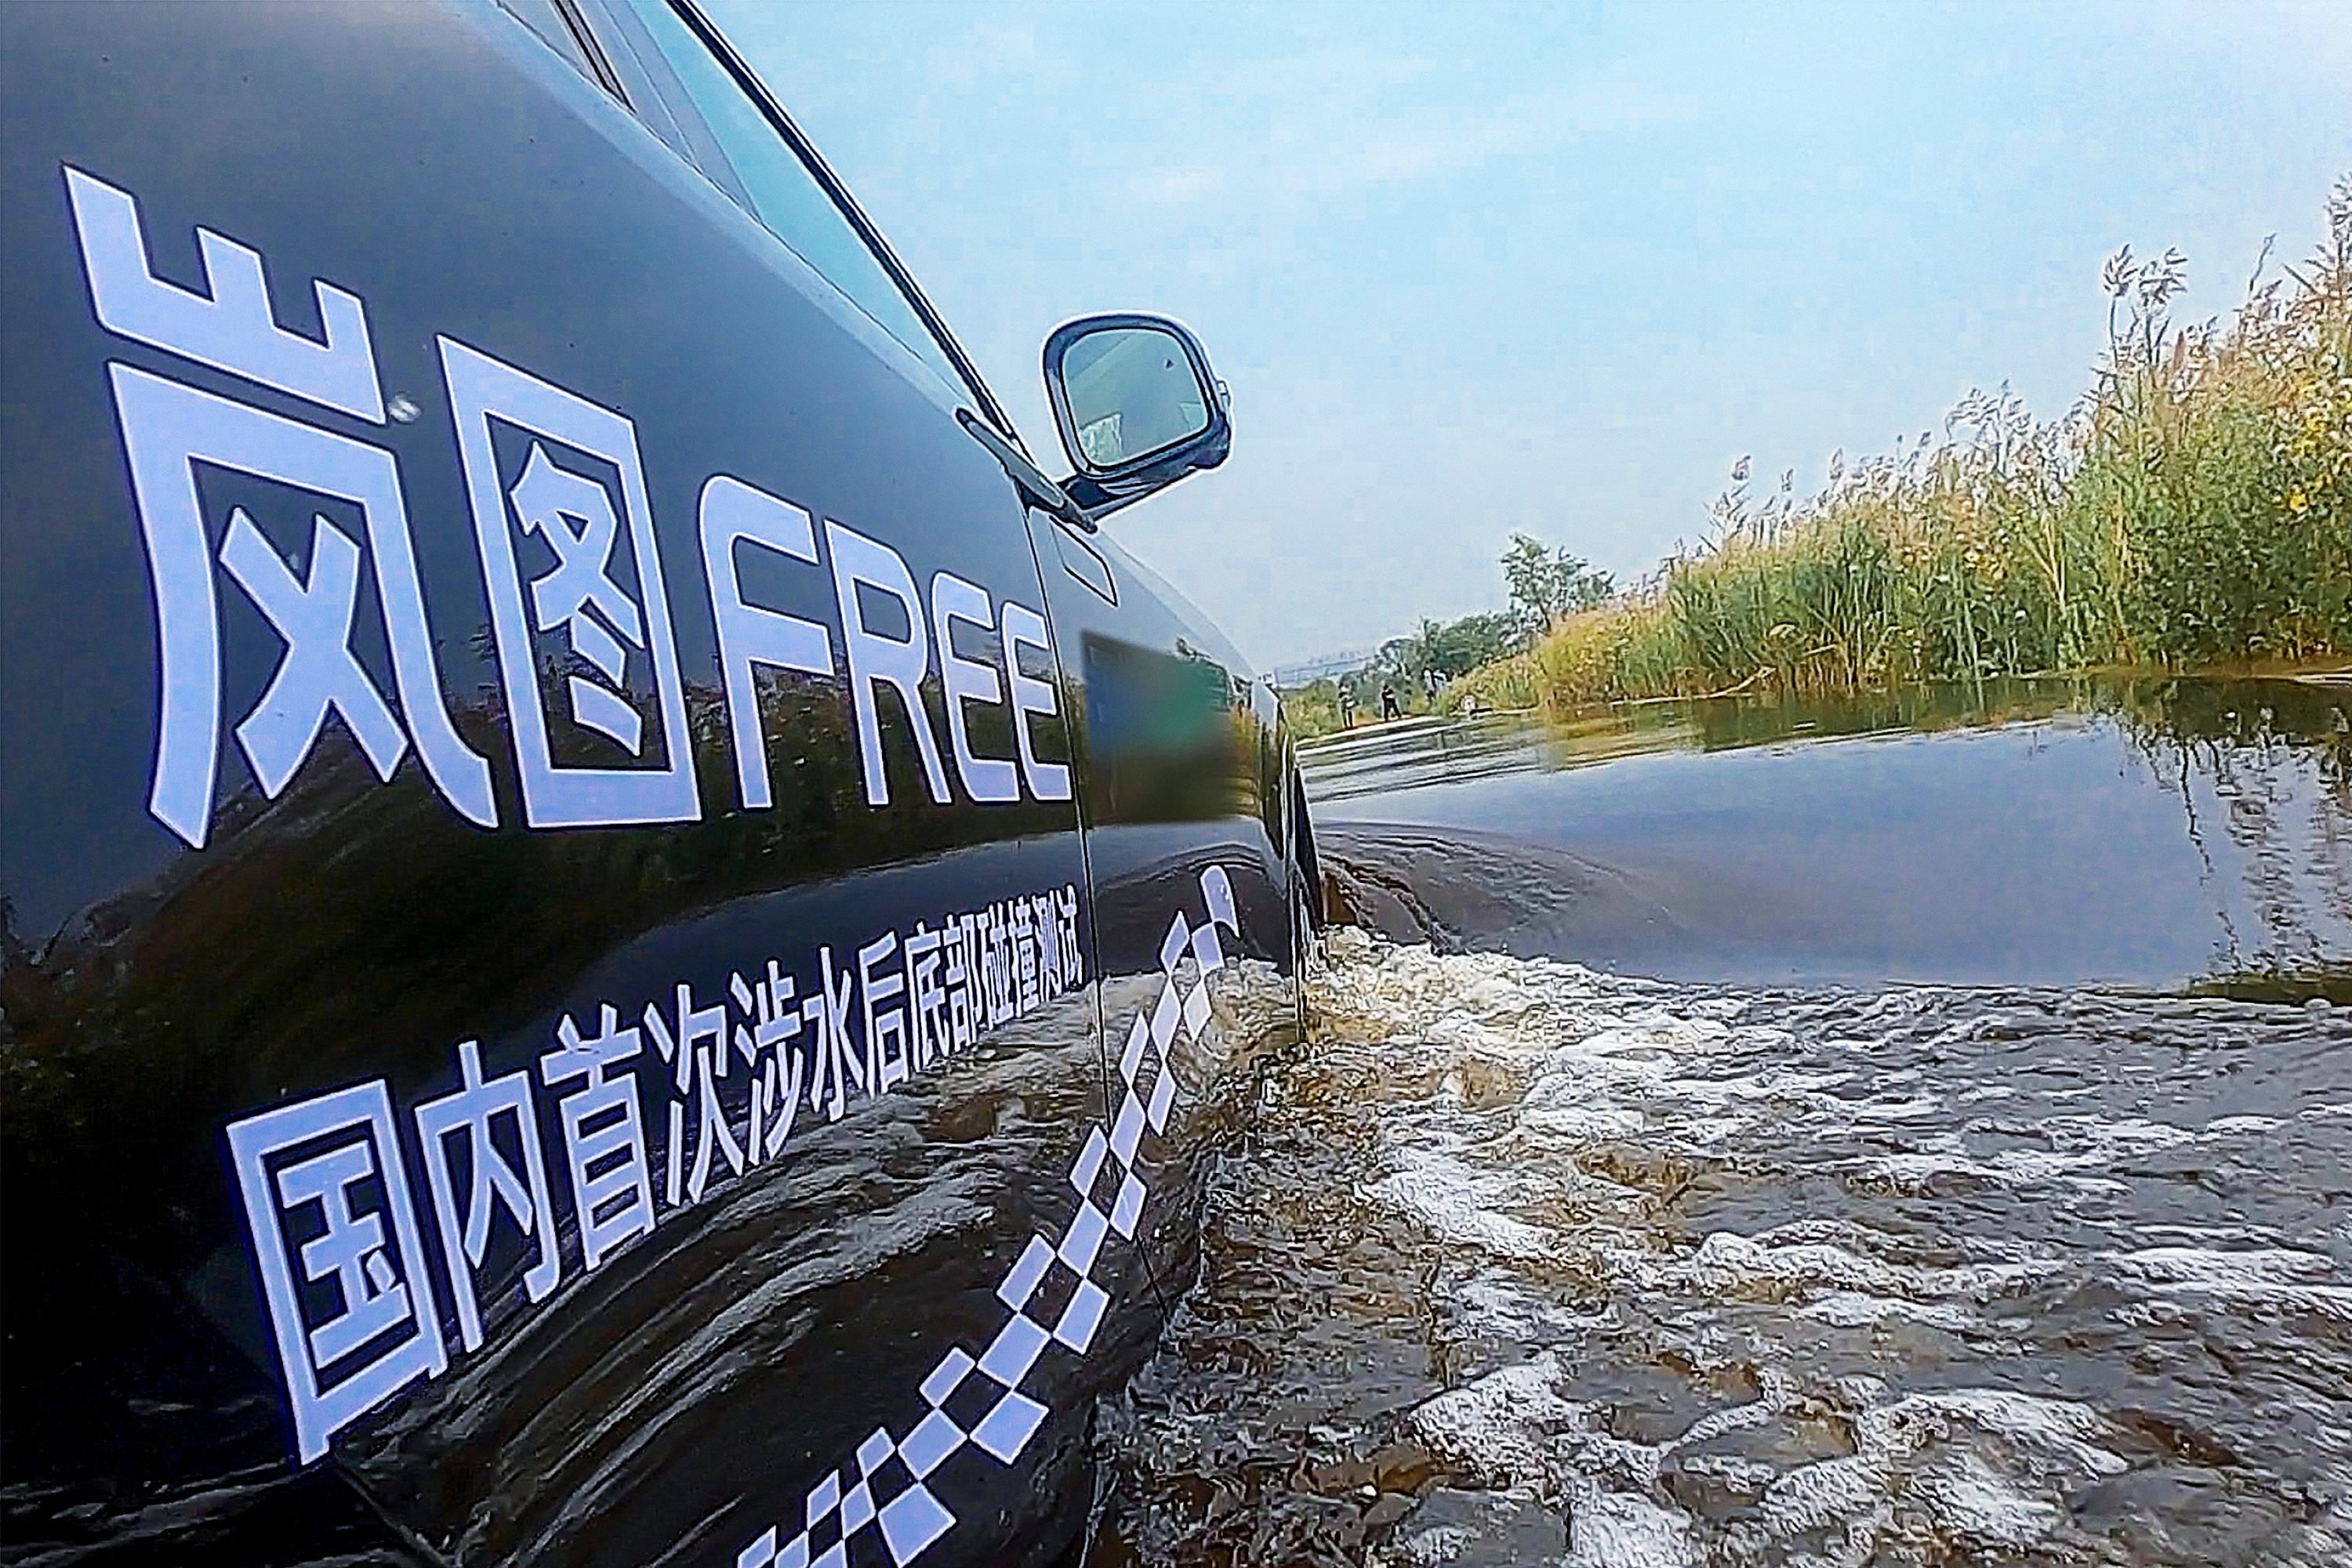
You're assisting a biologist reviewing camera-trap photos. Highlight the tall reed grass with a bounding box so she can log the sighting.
[1450,179,2352,717]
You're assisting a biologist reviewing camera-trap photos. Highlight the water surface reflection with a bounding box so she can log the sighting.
[1089,674,2352,1567]
[1304,676,2352,992]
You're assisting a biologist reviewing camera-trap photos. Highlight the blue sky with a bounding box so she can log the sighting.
[711,1,2352,669]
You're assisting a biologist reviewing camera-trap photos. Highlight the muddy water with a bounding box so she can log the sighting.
[1091,677,2352,1566]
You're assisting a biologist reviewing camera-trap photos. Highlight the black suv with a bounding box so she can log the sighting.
[0,2,1321,1563]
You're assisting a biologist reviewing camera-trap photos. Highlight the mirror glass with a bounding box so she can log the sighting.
[1060,325,1210,469]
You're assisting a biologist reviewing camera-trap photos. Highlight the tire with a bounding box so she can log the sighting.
[1288,848,1325,1041]
[1287,768,1322,1037]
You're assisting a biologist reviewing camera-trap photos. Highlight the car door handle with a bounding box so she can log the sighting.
[956,408,1097,533]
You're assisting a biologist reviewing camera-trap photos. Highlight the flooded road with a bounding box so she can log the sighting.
[1091,677,2352,1566]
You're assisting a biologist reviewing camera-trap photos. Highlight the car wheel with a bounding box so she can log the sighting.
[1288,856,1319,1037]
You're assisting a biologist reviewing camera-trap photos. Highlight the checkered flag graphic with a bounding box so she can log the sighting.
[731,1423,956,1568]
[735,867,1240,1568]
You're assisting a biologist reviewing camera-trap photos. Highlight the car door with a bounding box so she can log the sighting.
[0,2,1156,1563]
[1017,502,1301,1305]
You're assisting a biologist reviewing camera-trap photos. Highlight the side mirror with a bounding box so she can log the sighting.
[1042,313,1230,519]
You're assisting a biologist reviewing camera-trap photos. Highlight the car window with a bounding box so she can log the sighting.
[612,0,966,394]
[495,0,607,90]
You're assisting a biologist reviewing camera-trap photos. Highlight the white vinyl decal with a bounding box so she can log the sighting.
[439,336,701,829]
[226,1082,448,1464]
[67,163,1247,1532]
[71,162,1083,837]
[931,571,1023,805]
[224,881,1090,1462]
[701,474,836,811]
[67,168,496,845]
[412,1040,563,1354]
[732,866,1236,1568]
[829,518,953,808]
[1001,601,1073,803]
[65,165,384,422]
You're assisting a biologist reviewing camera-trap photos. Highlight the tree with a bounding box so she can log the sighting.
[1501,532,1613,635]
[1421,612,1524,679]
[1364,612,1527,707]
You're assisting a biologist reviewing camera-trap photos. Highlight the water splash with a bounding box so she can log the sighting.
[1094,929,2352,1566]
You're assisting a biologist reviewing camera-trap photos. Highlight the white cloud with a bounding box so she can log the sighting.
[1125,75,1701,210]
[1135,165,1228,205]
[1307,82,1700,194]
[925,19,1068,94]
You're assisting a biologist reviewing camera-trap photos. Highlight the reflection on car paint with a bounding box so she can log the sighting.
[441,335,699,825]
[729,866,1236,1568]
[6,8,1300,1559]
[228,878,1087,1463]
[68,162,1072,847]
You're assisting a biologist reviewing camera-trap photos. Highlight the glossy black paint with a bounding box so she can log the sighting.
[0,2,1305,1563]
[1018,521,1301,1305]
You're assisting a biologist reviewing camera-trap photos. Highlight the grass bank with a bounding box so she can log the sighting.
[1448,180,2352,716]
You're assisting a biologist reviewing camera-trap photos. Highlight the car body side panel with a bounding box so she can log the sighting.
[1019,515,1298,1305]
[0,2,1192,1563]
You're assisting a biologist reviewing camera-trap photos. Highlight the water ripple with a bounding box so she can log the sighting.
[1094,930,2352,1566]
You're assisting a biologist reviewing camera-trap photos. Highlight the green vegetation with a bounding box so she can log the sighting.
[1436,179,2352,719]
[1279,535,1611,735]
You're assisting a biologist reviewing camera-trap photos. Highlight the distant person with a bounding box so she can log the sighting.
[1337,686,1355,727]
[1380,683,1402,721]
